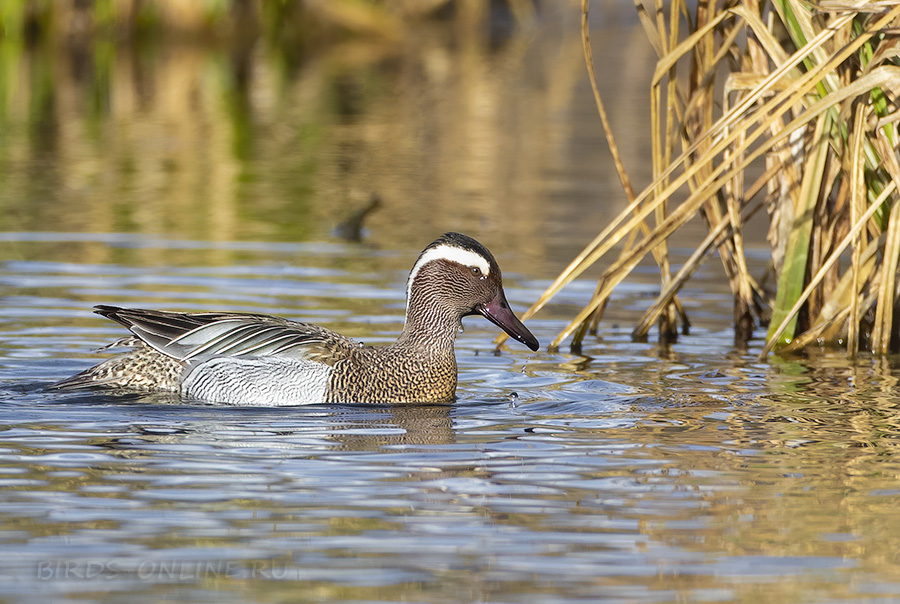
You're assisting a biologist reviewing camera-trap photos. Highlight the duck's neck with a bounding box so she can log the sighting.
[396,294,462,355]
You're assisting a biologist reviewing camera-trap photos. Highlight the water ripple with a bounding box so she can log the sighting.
[2,236,900,603]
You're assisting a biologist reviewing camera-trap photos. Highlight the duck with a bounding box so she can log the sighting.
[53,232,539,405]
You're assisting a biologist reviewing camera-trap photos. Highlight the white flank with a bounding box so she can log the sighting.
[406,244,490,303]
[182,357,331,405]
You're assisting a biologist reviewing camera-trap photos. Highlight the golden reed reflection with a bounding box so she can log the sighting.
[511,344,900,595]
[618,353,900,589]
[0,0,655,276]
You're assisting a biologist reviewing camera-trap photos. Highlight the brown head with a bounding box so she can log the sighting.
[404,232,539,351]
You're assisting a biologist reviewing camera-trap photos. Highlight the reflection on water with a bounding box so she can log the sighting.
[2,236,900,603]
[0,0,660,276]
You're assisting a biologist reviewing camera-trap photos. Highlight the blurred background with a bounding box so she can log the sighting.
[0,0,665,278]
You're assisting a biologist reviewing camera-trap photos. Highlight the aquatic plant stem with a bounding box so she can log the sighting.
[759,183,896,359]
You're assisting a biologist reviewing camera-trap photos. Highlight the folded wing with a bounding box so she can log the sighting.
[94,305,356,366]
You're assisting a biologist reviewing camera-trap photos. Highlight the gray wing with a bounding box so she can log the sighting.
[94,305,357,366]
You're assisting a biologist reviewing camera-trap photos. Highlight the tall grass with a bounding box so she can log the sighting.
[497,0,900,357]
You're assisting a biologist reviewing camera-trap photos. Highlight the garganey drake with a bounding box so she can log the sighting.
[54,232,539,405]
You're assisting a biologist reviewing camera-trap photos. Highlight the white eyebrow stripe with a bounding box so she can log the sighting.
[406,245,491,302]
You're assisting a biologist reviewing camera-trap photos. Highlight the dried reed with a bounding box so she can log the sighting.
[497,0,900,357]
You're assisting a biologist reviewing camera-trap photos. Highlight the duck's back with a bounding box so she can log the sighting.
[54,306,461,405]
[54,307,360,406]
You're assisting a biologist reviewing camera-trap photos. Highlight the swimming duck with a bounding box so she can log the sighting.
[54,232,539,405]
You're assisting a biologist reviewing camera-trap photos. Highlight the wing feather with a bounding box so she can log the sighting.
[94,306,356,366]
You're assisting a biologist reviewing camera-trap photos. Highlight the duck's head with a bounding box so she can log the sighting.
[406,232,540,351]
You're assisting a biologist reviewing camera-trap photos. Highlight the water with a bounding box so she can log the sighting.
[2,233,900,604]
[3,4,900,603]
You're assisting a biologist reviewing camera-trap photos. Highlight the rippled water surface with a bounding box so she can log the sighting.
[3,234,900,604]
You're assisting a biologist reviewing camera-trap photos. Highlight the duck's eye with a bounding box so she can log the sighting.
[470,266,482,277]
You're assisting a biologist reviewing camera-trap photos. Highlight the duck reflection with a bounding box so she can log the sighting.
[91,400,456,456]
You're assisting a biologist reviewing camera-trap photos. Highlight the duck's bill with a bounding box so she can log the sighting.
[477,294,540,351]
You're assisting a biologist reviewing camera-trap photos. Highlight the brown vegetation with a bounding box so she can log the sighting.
[497,1,900,357]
